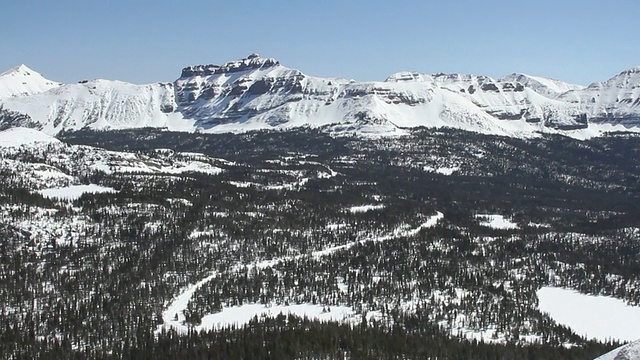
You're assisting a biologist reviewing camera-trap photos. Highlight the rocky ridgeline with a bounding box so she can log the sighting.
[1,54,640,136]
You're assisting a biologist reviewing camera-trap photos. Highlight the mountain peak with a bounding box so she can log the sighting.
[623,65,640,72]
[588,65,640,89]
[1,64,38,77]
[0,64,61,99]
[219,53,279,71]
[180,54,280,78]
[613,66,640,79]
[385,71,435,83]
[500,72,584,95]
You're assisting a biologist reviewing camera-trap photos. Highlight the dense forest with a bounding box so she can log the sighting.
[1,126,638,358]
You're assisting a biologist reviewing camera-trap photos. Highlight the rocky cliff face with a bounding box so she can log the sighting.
[386,71,587,130]
[1,54,640,138]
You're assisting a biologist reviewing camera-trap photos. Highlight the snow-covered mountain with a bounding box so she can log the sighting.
[1,79,189,134]
[1,54,640,138]
[596,339,640,360]
[560,67,640,126]
[0,64,62,99]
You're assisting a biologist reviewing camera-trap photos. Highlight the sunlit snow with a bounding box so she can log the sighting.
[348,204,385,213]
[39,184,117,200]
[0,127,59,147]
[198,304,356,331]
[475,214,519,229]
[537,287,640,342]
[424,166,460,175]
[0,64,61,99]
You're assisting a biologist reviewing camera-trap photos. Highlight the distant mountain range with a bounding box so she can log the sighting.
[1,54,640,138]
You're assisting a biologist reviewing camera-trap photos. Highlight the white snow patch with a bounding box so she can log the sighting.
[424,166,460,175]
[33,169,74,181]
[528,222,551,228]
[537,287,640,342]
[326,223,348,231]
[475,214,519,229]
[159,161,223,176]
[0,127,60,147]
[198,304,356,331]
[166,198,193,206]
[39,184,116,200]
[228,181,257,188]
[348,204,385,213]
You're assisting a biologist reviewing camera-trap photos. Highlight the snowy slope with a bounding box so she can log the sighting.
[386,71,586,130]
[0,126,60,147]
[560,67,640,126]
[0,65,62,99]
[1,79,192,133]
[0,127,226,192]
[172,59,640,136]
[1,55,640,138]
[596,339,640,360]
[500,73,584,97]
[174,56,567,137]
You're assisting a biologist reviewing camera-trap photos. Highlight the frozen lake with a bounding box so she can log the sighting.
[537,286,640,342]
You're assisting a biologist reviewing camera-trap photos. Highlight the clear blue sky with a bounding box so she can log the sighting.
[2,0,639,85]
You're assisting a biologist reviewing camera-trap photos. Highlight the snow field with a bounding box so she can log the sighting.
[347,204,385,213]
[0,127,60,147]
[475,214,519,229]
[198,304,356,330]
[39,184,117,200]
[537,287,640,342]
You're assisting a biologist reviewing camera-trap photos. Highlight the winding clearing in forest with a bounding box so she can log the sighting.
[156,212,444,334]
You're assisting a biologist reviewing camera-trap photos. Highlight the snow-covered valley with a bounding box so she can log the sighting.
[1,124,639,358]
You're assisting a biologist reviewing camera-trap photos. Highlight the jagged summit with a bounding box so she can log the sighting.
[598,65,640,85]
[618,66,640,75]
[180,54,280,78]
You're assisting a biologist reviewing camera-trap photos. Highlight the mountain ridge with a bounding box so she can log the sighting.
[1,55,640,138]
